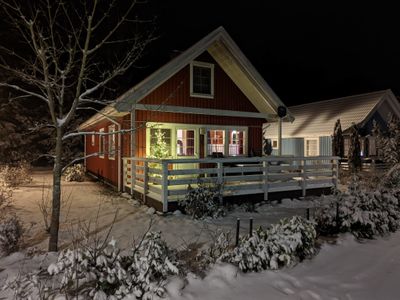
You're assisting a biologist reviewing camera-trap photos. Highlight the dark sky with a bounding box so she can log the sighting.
[142,1,400,107]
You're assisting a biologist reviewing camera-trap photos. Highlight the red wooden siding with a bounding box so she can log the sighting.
[85,118,123,186]
[139,52,259,113]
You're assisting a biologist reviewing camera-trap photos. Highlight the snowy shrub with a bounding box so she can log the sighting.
[179,183,225,219]
[0,185,13,211]
[381,163,400,189]
[0,215,24,256]
[0,162,32,187]
[63,163,85,182]
[47,231,179,299]
[316,178,400,239]
[226,216,316,272]
[200,216,317,273]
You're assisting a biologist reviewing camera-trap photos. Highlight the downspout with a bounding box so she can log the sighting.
[278,117,282,156]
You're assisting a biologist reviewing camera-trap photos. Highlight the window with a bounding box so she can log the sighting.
[150,128,171,157]
[229,130,245,156]
[91,134,95,146]
[271,139,279,150]
[207,130,225,156]
[305,138,319,157]
[99,128,105,158]
[190,61,214,98]
[108,125,116,160]
[177,129,195,156]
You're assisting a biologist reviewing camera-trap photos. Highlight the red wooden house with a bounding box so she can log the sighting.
[78,27,338,211]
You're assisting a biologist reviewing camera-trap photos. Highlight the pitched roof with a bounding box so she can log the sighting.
[79,27,292,130]
[113,26,291,119]
[265,90,400,138]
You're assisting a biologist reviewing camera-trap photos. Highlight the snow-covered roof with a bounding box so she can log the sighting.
[265,90,400,138]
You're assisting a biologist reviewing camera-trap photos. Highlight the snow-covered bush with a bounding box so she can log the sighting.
[48,231,179,299]
[0,215,24,256]
[381,163,400,189]
[63,163,85,182]
[179,183,225,219]
[200,216,317,273]
[316,178,400,239]
[227,216,316,272]
[0,186,13,211]
[0,162,32,187]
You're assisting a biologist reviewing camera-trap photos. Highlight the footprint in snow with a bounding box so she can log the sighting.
[299,289,322,300]
[273,280,295,295]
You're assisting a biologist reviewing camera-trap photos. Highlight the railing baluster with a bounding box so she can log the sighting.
[143,160,148,204]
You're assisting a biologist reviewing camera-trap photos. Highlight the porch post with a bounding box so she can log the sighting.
[162,161,169,213]
[130,107,136,195]
[263,159,269,202]
[278,117,282,156]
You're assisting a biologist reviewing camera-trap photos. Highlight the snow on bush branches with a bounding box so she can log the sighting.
[179,182,225,219]
[202,216,317,273]
[316,178,400,239]
[47,231,179,299]
[63,163,85,182]
[0,162,32,187]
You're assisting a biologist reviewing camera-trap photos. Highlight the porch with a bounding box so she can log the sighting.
[122,156,339,212]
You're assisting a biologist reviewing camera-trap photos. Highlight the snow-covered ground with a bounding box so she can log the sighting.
[3,169,399,299]
[11,169,314,251]
[166,232,400,300]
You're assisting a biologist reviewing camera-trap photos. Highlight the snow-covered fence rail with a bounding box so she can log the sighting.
[123,156,340,212]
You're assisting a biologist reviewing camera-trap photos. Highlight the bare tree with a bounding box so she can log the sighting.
[0,0,155,251]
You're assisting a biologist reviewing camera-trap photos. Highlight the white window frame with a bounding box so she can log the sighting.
[146,122,248,158]
[304,138,319,157]
[108,124,116,160]
[190,61,214,99]
[99,128,105,158]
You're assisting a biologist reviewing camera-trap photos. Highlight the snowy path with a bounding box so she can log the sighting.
[166,232,400,300]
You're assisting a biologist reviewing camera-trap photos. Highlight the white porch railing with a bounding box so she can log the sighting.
[123,156,340,212]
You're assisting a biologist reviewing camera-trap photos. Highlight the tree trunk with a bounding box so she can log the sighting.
[48,127,63,252]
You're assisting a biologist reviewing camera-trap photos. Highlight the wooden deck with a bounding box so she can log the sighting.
[123,156,339,212]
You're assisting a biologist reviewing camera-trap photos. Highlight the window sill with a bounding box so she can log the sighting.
[190,93,214,99]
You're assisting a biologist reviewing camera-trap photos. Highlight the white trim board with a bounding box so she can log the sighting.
[134,104,278,120]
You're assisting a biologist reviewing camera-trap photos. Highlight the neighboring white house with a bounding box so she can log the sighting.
[264,89,400,157]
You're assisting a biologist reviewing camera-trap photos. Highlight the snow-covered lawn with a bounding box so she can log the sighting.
[3,169,399,299]
[11,169,314,251]
[166,232,400,300]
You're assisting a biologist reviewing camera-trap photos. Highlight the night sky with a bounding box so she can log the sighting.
[141,1,400,107]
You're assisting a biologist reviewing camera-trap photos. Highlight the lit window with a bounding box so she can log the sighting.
[207,130,225,156]
[177,129,195,156]
[190,62,214,98]
[229,130,245,156]
[150,128,171,157]
[305,138,319,156]
[108,125,116,160]
[99,128,105,158]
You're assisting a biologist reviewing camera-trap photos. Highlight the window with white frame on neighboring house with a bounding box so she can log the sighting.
[229,130,245,156]
[305,138,319,157]
[91,134,95,146]
[207,129,225,156]
[99,128,105,158]
[176,129,195,156]
[190,61,214,98]
[108,125,116,160]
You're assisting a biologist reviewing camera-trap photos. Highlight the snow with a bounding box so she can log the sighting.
[3,169,400,299]
[166,232,400,300]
